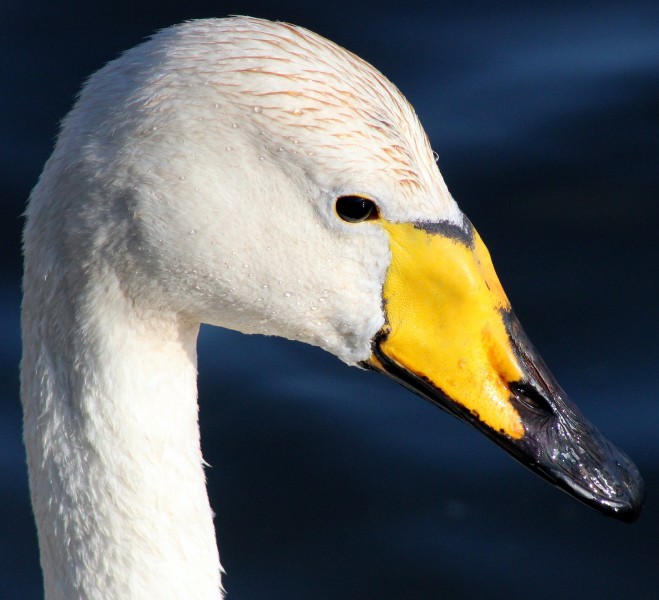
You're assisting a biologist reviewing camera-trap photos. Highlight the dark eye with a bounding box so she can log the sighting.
[335,196,378,223]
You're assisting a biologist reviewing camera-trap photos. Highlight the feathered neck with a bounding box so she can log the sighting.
[21,253,222,598]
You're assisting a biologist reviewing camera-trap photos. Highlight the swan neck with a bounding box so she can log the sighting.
[21,268,222,599]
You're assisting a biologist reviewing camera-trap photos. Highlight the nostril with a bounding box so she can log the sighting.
[510,382,554,415]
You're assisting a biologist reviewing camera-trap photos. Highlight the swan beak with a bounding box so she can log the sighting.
[364,219,644,521]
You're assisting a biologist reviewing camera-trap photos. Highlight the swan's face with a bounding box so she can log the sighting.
[70,18,642,520]
[100,19,463,364]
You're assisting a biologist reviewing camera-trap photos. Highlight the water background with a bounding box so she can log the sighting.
[2,1,658,598]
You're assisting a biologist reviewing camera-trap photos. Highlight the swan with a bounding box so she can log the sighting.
[21,16,643,599]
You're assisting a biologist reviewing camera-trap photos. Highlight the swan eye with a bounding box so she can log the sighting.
[335,196,378,223]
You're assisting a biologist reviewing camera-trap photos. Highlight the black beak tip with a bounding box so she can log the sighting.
[554,448,646,523]
[600,488,645,523]
[616,502,644,524]
[607,468,645,523]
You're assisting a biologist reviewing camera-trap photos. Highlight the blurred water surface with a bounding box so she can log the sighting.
[2,1,658,598]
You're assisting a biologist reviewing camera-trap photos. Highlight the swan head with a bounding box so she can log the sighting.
[38,17,643,520]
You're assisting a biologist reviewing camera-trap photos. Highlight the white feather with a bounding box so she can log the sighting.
[22,17,462,599]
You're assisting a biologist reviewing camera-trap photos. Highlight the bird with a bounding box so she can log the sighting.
[21,16,644,600]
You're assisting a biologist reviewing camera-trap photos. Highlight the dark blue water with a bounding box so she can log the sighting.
[2,2,658,598]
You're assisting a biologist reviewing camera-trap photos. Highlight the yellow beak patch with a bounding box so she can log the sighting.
[373,220,525,439]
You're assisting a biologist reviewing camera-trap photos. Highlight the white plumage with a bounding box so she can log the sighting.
[21,16,643,600]
[22,17,460,599]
